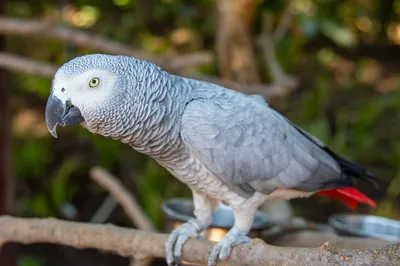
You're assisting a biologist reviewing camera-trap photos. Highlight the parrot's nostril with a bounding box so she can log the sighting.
[61,88,65,92]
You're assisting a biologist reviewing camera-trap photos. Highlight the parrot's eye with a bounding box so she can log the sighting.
[89,77,100,88]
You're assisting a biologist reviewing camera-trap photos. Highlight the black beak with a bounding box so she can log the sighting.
[45,92,85,138]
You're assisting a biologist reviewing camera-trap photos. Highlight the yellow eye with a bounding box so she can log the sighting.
[89,77,100,88]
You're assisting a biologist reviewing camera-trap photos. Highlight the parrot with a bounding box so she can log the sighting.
[45,54,379,266]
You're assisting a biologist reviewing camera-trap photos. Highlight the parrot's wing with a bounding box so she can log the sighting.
[181,93,346,198]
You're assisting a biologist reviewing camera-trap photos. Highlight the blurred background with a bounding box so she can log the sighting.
[0,0,399,265]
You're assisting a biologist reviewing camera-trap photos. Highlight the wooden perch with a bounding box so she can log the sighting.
[0,216,399,266]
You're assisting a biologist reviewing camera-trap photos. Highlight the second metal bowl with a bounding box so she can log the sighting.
[329,213,400,241]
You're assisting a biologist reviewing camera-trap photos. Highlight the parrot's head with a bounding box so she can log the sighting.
[45,53,146,139]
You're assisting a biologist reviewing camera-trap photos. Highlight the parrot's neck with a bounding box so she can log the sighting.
[117,73,194,163]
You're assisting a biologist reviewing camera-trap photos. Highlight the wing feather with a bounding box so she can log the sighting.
[181,93,344,198]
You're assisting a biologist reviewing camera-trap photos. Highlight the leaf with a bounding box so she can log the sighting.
[17,256,43,266]
[30,194,52,217]
[50,157,80,208]
[320,19,358,47]
[14,139,50,180]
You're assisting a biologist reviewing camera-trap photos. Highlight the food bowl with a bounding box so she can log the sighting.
[161,198,270,241]
[329,213,400,241]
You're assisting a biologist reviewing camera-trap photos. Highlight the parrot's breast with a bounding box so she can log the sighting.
[160,151,268,208]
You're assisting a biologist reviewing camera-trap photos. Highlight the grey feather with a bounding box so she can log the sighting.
[181,89,344,198]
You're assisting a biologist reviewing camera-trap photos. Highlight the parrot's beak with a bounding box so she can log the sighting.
[45,92,84,138]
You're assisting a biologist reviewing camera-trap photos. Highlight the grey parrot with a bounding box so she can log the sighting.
[45,54,378,266]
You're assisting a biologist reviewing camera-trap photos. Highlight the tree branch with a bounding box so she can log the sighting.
[273,2,295,42]
[189,72,291,98]
[0,52,282,99]
[257,11,297,88]
[89,167,156,266]
[89,166,156,232]
[89,194,118,224]
[0,216,399,266]
[0,52,56,77]
[0,16,213,70]
[0,16,290,98]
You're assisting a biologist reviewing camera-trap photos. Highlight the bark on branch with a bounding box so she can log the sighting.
[0,216,399,266]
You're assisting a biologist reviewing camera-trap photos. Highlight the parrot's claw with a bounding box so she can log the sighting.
[207,228,251,266]
[165,220,201,266]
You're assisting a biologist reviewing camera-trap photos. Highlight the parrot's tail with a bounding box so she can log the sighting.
[316,147,378,209]
[316,187,376,209]
[324,146,380,189]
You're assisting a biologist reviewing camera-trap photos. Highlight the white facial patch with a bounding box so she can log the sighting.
[52,69,118,113]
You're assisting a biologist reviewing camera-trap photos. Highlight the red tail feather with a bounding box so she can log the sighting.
[316,187,376,209]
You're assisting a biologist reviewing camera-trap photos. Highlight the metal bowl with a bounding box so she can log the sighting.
[161,198,270,240]
[329,213,400,241]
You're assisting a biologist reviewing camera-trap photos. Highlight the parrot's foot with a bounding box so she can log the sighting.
[165,220,202,266]
[207,228,251,266]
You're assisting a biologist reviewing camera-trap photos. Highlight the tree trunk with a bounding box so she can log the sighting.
[215,0,260,84]
[0,0,16,264]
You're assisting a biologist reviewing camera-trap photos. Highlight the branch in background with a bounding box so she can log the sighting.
[0,52,56,77]
[273,2,295,42]
[0,16,291,98]
[89,166,155,232]
[190,72,292,98]
[0,216,399,266]
[256,12,297,94]
[166,51,214,72]
[0,16,213,70]
[0,52,279,99]
[89,166,156,266]
[90,194,118,224]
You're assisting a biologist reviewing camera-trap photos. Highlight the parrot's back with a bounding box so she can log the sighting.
[180,80,378,208]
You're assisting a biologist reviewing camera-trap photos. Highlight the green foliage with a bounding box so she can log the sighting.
[17,256,43,266]
[14,74,51,99]
[14,138,50,179]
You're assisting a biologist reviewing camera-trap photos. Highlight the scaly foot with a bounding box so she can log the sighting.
[208,228,251,266]
[165,220,201,266]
